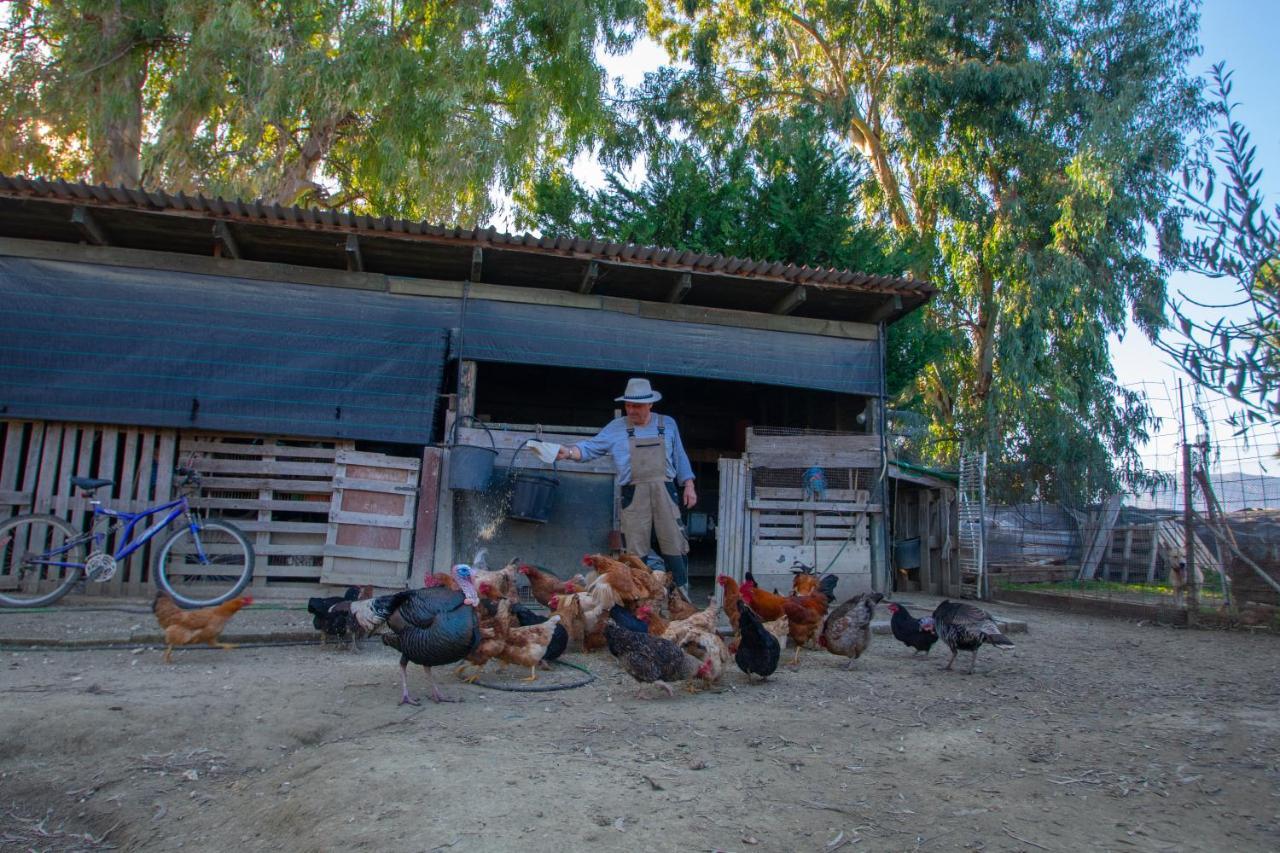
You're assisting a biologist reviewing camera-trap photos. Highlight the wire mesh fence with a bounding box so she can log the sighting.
[891,380,1279,625]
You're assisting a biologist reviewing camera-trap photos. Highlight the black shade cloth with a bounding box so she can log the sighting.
[0,257,447,443]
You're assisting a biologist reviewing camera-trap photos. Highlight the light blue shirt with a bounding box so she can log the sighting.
[573,414,695,485]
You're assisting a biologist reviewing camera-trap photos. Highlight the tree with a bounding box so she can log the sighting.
[520,110,938,397]
[1159,64,1279,425]
[0,0,643,223]
[642,0,1203,502]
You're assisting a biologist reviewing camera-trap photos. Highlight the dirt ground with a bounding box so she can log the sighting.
[1,600,1278,852]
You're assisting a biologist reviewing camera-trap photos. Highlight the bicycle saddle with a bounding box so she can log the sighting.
[70,476,115,493]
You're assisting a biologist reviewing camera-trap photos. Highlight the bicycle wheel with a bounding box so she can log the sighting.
[153,519,254,607]
[0,514,87,608]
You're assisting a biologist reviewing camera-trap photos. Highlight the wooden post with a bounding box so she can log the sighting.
[919,490,933,593]
[1179,380,1198,612]
[457,360,477,423]
[410,447,443,579]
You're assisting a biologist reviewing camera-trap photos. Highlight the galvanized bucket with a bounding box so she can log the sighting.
[447,416,498,491]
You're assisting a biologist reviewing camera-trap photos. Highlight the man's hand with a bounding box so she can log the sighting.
[556,446,577,461]
[682,480,697,509]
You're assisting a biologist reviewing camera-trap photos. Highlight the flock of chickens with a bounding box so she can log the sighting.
[151,550,1015,704]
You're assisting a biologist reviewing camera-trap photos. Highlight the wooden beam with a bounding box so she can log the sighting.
[457,360,477,422]
[70,206,108,246]
[578,260,599,294]
[345,234,363,272]
[667,272,691,304]
[470,246,483,282]
[771,285,807,315]
[869,294,903,322]
[212,221,241,259]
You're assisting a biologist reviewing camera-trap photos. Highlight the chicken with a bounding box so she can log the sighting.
[733,600,781,681]
[887,602,937,655]
[761,613,790,650]
[582,554,649,605]
[153,592,254,664]
[792,572,819,596]
[517,563,571,607]
[307,585,361,647]
[549,592,587,651]
[511,602,568,663]
[424,571,460,590]
[663,599,720,639]
[781,593,831,665]
[609,603,649,635]
[667,586,699,621]
[334,564,481,704]
[615,553,668,602]
[717,575,742,634]
[739,583,786,622]
[820,592,884,669]
[932,600,1015,674]
[497,616,563,681]
[468,549,518,602]
[604,620,712,697]
[635,603,668,636]
[459,598,512,680]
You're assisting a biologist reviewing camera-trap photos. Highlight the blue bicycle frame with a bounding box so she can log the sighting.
[32,496,198,572]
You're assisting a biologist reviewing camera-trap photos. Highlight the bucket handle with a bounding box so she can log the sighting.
[507,439,559,480]
[448,414,496,452]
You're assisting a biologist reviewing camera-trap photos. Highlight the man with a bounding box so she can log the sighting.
[557,378,697,592]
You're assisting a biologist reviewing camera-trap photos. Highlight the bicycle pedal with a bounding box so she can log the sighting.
[85,552,118,583]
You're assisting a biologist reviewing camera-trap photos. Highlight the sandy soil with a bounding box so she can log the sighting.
[1,601,1278,853]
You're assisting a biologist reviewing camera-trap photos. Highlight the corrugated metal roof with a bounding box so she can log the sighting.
[0,173,933,299]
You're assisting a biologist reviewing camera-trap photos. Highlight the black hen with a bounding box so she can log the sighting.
[307,586,361,647]
[608,603,649,635]
[733,600,780,681]
[604,620,706,697]
[887,602,937,655]
[932,600,1014,674]
[511,602,568,662]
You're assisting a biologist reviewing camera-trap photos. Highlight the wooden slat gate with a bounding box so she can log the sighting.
[321,449,421,587]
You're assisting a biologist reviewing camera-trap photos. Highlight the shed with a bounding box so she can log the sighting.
[0,175,933,600]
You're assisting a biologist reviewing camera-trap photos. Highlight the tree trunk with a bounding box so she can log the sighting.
[92,7,147,187]
[972,267,997,401]
[265,112,354,207]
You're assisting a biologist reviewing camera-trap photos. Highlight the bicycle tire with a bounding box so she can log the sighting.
[0,514,87,608]
[153,519,254,608]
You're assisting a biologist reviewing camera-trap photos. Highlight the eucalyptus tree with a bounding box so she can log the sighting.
[0,0,643,222]
[643,0,1203,501]
[1160,64,1279,427]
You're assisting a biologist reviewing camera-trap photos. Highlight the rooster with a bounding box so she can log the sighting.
[819,592,884,669]
[307,585,366,649]
[887,602,937,656]
[153,592,254,664]
[932,600,1015,674]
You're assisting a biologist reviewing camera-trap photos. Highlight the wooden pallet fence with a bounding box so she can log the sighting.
[0,420,177,597]
[180,434,352,592]
[321,449,421,588]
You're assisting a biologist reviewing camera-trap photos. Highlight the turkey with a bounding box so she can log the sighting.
[932,599,1015,674]
[334,564,481,705]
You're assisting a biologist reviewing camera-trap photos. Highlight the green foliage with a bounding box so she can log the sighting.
[0,0,644,224]
[643,0,1203,503]
[1160,64,1280,426]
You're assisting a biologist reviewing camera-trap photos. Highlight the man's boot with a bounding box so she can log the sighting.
[662,553,689,596]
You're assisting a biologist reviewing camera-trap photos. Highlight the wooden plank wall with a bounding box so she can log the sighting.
[321,449,421,587]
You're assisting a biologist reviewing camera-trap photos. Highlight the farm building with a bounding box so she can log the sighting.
[0,175,953,601]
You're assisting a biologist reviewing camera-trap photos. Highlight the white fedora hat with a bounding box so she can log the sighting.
[615,377,662,404]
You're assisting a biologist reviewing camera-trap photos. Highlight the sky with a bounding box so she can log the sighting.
[568,1,1280,481]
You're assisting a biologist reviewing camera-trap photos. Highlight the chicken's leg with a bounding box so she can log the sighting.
[522,665,538,683]
[213,642,238,651]
[163,645,175,664]
[967,650,979,675]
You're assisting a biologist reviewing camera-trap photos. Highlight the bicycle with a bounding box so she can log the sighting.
[0,467,254,609]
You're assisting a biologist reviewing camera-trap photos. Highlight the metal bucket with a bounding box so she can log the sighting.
[507,444,559,523]
[447,417,497,491]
